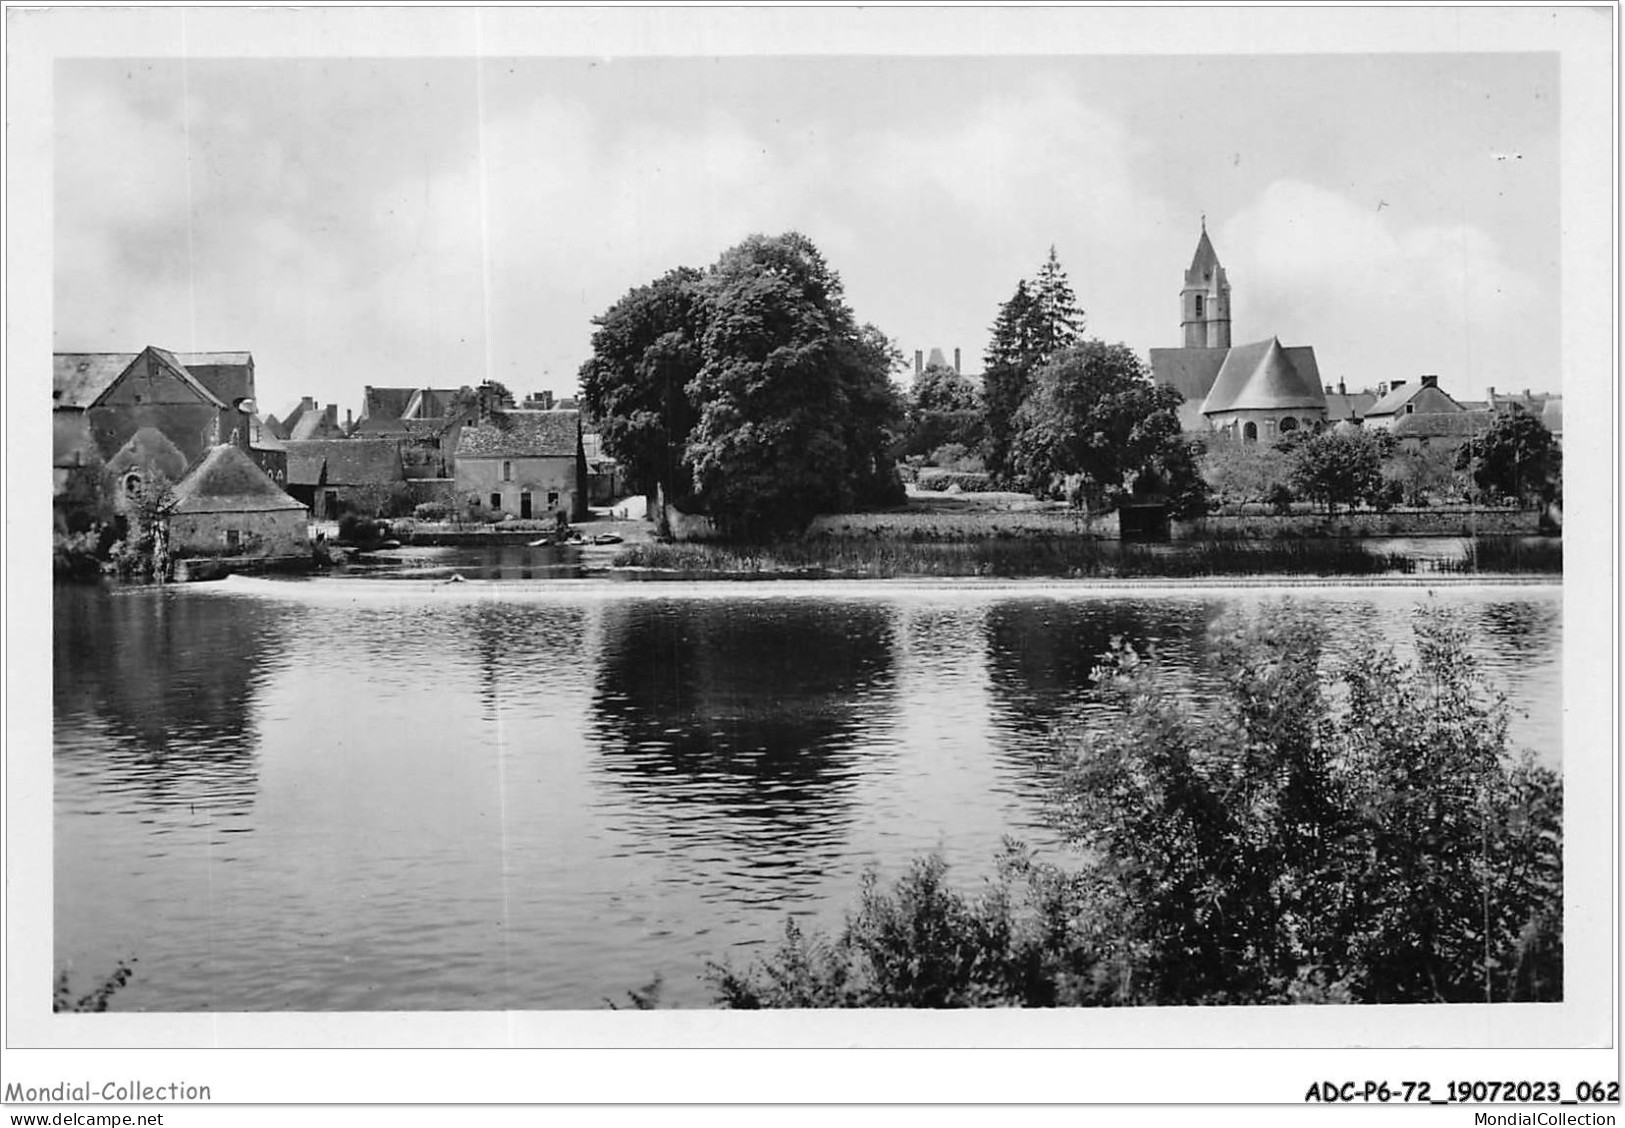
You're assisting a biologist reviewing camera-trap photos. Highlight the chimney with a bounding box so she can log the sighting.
[953,347,961,375]
[914,350,923,378]
[1390,379,1406,390]
[1337,380,1346,396]
[1324,384,1333,395]
[346,408,354,429]
[301,396,315,411]
[1523,388,1532,400]
[1421,374,1438,389]
[1377,382,1388,397]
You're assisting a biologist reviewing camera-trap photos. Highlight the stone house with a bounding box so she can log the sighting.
[168,444,309,559]
[455,409,588,522]
[53,346,283,524]
[284,438,406,519]
[1150,225,1328,440]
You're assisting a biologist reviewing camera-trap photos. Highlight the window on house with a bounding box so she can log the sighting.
[1405,404,1415,414]
[1194,295,1204,317]
[225,529,240,550]
[1242,422,1258,444]
[123,472,142,496]
[502,460,512,482]
[547,491,560,508]
[1278,416,1299,434]
[491,492,502,511]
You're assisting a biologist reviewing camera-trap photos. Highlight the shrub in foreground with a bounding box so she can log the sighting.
[709,603,1560,1007]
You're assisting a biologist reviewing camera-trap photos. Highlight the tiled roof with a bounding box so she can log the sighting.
[251,416,286,453]
[147,347,228,407]
[55,348,253,409]
[1150,347,1228,404]
[455,410,580,458]
[172,445,306,513]
[262,414,288,440]
[283,439,403,486]
[403,387,467,419]
[1391,411,1492,439]
[54,354,136,407]
[181,353,254,407]
[1201,338,1326,414]
[104,426,190,483]
[286,405,344,441]
[362,386,419,421]
[1323,390,1377,422]
[1366,382,1464,418]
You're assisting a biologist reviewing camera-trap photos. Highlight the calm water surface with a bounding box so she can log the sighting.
[53,570,1562,1010]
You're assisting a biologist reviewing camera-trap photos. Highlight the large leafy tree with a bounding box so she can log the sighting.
[1455,409,1562,507]
[1008,341,1207,516]
[680,233,903,539]
[1286,426,1394,516]
[578,267,706,506]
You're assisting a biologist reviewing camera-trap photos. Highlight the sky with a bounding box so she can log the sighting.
[54,49,1561,420]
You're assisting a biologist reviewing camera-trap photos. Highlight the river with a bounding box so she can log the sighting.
[52,570,1561,1010]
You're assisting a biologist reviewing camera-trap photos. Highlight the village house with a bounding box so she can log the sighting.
[455,408,588,522]
[167,444,310,560]
[1360,375,1492,451]
[1150,224,1329,440]
[284,438,407,519]
[53,346,290,522]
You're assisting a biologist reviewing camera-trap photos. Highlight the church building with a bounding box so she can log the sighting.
[1150,223,1328,442]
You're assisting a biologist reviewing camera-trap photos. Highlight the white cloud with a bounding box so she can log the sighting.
[1221,179,1544,392]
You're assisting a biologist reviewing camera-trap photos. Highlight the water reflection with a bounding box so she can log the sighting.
[589,598,899,892]
[53,585,285,814]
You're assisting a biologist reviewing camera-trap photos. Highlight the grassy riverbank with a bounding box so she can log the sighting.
[610,536,1560,580]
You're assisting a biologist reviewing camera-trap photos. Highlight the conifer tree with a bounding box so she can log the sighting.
[1033,244,1085,357]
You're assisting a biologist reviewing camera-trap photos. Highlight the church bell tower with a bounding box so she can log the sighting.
[1180,218,1232,349]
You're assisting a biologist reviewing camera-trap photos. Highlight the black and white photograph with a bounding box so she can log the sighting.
[5,3,1616,1114]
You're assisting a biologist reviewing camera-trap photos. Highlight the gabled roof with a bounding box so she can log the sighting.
[283,439,403,486]
[104,426,190,483]
[456,410,581,459]
[250,416,286,453]
[262,414,288,440]
[172,445,306,513]
[1150,347,1228,404]
[362,386,419,421]
[1201,338,1327,414]
[1323,390,1378,423]
[402,387,467,420]
[143,347,228,408]
[55,348,253,409]
[54,354,136,408]
[285,404,344,441]
[1365,381,1465,418]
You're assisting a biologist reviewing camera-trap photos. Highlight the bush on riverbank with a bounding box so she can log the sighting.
[708,604,1561,1007]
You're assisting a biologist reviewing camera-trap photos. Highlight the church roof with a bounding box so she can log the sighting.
[1150,347,1228,404]
[172,445,306,514]
[1201,338,1327,414]
[1185,226,1223,285]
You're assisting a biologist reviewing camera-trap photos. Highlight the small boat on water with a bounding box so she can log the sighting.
[592,533,624,545]
[528,536,554,547]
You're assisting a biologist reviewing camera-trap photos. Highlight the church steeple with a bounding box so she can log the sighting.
[1181,219,1231,349]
